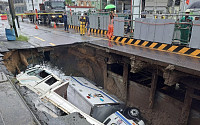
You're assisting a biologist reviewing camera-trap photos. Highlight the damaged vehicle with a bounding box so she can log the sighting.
[16,65,145,125]
[16,65,103,125]
[67,76,145,125]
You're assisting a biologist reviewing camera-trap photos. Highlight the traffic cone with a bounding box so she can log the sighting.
[54,22,57,29]
[35,24,39,29]
[130,29,133,33]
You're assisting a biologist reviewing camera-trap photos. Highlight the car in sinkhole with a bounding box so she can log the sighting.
[16,65,145,125]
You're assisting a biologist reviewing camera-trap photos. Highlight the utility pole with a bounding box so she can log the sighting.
[8,0,18,37]
[31,0,34,10]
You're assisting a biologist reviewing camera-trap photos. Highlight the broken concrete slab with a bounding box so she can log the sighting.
[3,41,35,50]
[0,72,7,82]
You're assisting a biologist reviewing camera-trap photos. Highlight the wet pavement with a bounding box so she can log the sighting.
[19,21,103,48]
[0,72,35,125]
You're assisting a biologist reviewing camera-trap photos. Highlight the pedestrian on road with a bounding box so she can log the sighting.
[80,13,86,35]
[84,13,90,36]
[63,12,69,32]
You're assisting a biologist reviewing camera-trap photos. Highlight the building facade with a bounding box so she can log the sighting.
[75,0,108,11]
[26,0,43,11]
[14,0,27,13]
[0,0,8,13]
[145,0,168,14]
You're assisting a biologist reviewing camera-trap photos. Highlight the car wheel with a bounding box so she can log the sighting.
[123,107,140,119]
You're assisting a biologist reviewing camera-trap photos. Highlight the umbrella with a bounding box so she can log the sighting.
[188,1,200,9]
[105,4,116,9]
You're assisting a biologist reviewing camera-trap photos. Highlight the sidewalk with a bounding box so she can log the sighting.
[0,69,36,125]
[0,20,35,52]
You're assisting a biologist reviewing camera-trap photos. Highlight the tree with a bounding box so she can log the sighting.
[65,0,72,5]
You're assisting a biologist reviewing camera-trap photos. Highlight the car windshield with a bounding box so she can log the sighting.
[51,2,65,8]
[27,69,50,79]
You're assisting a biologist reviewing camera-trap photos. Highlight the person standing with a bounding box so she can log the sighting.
[80,13,86,35]
[125,15,131,34]
[84,13,90,35]
[179,9,193,44]
[109,11,114,25]
[63,12,69,32]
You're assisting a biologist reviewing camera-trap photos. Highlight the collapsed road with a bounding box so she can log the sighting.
[0,17,200,125]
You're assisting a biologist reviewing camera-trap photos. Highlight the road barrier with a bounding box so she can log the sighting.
[68,25,107,35]
[189,20,200,49]
[1,15,7,20]
[111,36,200,58]
[134,18,175,44]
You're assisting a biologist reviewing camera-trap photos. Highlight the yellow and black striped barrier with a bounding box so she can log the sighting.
[90,28,107,35]
[111,36,200,58]
[68,25,107,36]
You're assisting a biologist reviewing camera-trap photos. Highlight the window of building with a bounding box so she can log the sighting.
[92,1,95,6]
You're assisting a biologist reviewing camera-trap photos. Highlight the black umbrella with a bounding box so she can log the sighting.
[188,1,200,9]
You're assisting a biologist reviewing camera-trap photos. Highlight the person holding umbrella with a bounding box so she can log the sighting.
[105,4,116,24]
[105,4,116,39]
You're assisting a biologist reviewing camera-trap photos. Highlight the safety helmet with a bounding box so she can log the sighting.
[81,13,84,16]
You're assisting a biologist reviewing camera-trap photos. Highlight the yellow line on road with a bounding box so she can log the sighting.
[49,43,56,46]
[34,37,45,41]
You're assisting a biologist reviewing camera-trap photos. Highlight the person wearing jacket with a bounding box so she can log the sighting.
[84,13,90,35]
[178,9,193,44]
[63,12,69,32]
[80,13,86,35]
